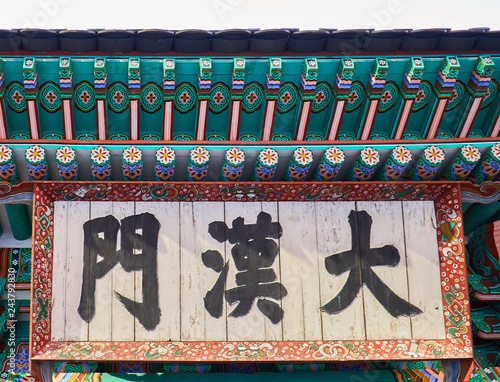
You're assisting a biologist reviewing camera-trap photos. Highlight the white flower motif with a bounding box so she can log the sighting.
[91,146,110,165]
[26,145,45,163]
[56,146,75,164]
[0,145,12,162]
[190,146,210,165]
[424,146,445,165]
[325,147,345,165]
[360,147,380,167]
[461,144,480,163]
[156,147,175,165]
[259,148,279,167]
[392,146,412,165]
[293,147,313,166]
[492,143,500,159]
[123,146,142,164]
[225,147,245,165]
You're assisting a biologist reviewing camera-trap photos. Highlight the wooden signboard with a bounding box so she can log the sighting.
[30,182,472,363]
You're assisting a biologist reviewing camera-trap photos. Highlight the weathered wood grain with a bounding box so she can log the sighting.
[403,201,446,340]
[51,201,67,341]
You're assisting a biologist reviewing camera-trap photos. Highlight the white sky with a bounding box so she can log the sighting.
[4,0,500,31]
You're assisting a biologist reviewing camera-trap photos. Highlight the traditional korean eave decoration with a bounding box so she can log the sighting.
[128,58,141,140]
[55,146,78,181]
[228,58,246,140]
[262,58,281,141]
[93,58,108,140]
[162,59,175,140]
[0,145,17,184]
[0,59,6,140]
[196,58,212,140]
[435,56,461,99]
[23,58,39,139]
[30,181,471,364]
[59,58,74,140]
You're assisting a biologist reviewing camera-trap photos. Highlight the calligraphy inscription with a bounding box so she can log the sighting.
[78,209,422,331]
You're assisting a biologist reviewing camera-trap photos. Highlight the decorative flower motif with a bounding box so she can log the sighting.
[190,146,210,165]
[156,147,175,165]
[325,147,344,165]
[246,91,257,104]
[0,145,12,162]
[213,91,225,105]
[80,91,91,103]
[45,91,57,104]
[123,146,142,164]
[225,147,245,165]
[179,91,191,104]
[113,91,125,104]
[56,146,75,164]
[145,91,157,105]
[348,91,358,103]
[392,146,412,165]
[491,143,500,159]
[293,147,313,166]
[415,90,425,102]
[314,91,325,104]
[259,148,279,167]
[461,144,480,163]
[424,146,445,165]
[26,145,45,163]
[360,147,380,167]
[380,90,392,104]
[280,91,292,105]
[91,146,110,165]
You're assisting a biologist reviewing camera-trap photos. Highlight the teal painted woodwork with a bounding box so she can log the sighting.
[5,204,31,241]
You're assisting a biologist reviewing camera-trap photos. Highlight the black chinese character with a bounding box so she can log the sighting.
[78,213,161,331]
[322,210,422,318]
[203,211,287,324]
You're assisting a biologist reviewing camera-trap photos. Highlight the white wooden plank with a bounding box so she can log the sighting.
[260,202,283,341]
[88,201,113,341]
[180,202,226,341]
[134,202,181,341]
[357,201,412,340]
[403,201,446,339]
[65,201,90,341]
[51,201,67,341]
[111,202,135,341]
[316,201,365,341]
[225,202,282,341]
[279,201,322,341]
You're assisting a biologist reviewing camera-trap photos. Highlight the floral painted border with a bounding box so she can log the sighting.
[30,181,472,362]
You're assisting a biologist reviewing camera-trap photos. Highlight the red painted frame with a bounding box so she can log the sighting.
[30,181,472,363]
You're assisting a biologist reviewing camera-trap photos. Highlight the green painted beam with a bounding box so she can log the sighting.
[5,204,31,241]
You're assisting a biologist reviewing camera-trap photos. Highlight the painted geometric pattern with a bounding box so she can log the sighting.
[242,82,263,113]
[140,82,162,113]
[209,82,230,113]
[239,133,259,141]
[140,133,162,141]
[174,82,197,113]
[311,82,332,113]
[271,133,293,141]
[206,133,227,141]
[480,80,497,110]
[39,82,62,113]
[445,81,465,111]
[173,133,195,140]
[73,81,95,113]
[345,82,365,112]
[107,82,129,113]
[277,82,298,113]
[377,82,399,113]
[75,133,97,140]
[412,81,432,112]
[6,82,26,113]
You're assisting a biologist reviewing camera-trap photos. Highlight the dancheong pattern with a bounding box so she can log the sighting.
[107,82,129,113]
[445,81,465,111]
[277,82,298,113]
[39,82,61,113]
[30,182,471,363]
[209,82,230,113]
[73,81,96,113]
[242,82,263,113]
[345,82,364,112]
[140,82,162,113]
[6,82,26,112]
[480,80,497,110]
[174,82,197,113]
[412,81,432,112]
[377,81,398,113]
[311,82,331,113]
